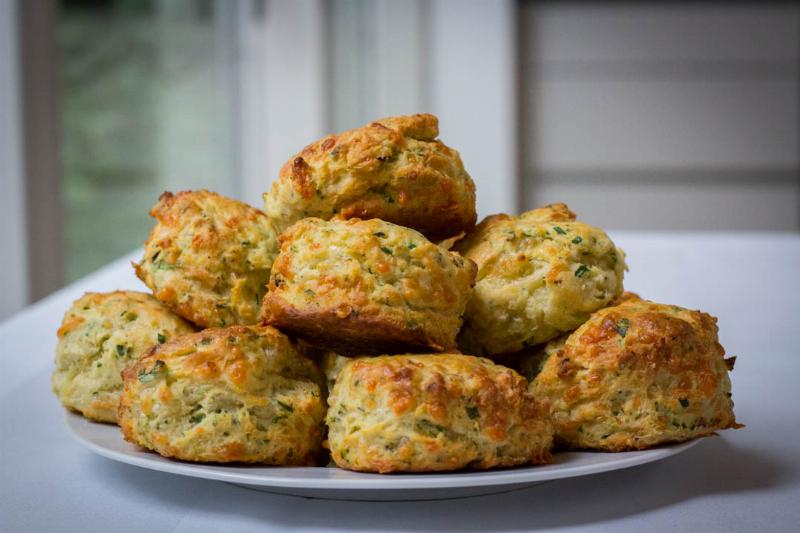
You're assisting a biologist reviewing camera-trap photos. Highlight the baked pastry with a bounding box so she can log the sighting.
[454,203,625,356]
[261,217,477,354]
[134,190,279,328]
[532,295,741,451]
[52,291,195,423]
[262,114,476,240]
[320,351,352,393]
[118,326,326,464]
[326,354,553,473]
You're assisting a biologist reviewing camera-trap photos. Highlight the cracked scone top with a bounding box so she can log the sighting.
[263,113,476,241]
[326,354,554,473]
[119,326,326,464]
[261,217,477,355]
[454,203,626,356]
[532,295,741,451]
[135,190,279,328]
[52,291,195,423]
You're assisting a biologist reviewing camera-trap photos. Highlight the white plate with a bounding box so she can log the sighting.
[66,412,699,501]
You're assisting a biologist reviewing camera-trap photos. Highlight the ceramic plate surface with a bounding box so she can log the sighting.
[66,412,700,501]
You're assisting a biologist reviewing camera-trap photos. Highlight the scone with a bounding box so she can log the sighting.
[134,190,279,328]
[327,354,553,473]
[454,203,626,356]
[320,351,353,393]
[261,217,477,354]
[532,295,742,451]
[118,326,326,464]
[263,114,476,240]
[52,291,195,423]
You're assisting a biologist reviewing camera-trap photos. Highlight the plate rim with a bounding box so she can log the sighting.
[66,411,699,490]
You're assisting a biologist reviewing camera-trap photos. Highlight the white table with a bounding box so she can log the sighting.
[2,232,798,533]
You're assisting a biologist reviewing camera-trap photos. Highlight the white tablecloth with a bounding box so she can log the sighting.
[2,232,798,532]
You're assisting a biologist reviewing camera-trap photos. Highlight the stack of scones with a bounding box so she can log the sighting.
[52,114,741,473]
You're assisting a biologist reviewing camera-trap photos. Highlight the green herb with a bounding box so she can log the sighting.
[272,415,287,423]
[416,419,447,437]
[190,413,205,424]
[138,360,165,383]
[408,243,417,250]
[679,398,690,408]
[151,250,160,261]
[116,345,126,357]
[572,236,583,244]
[96,362,102,368]
[380,246,393,255]
[574,264,590,277]
[466,405,480,419]
[241,240,251,247]
[200,337,212,345]
[277,400,294,412]
[615,318,630,338]
[157,333,167,344]
[373,231,386,238]
[554,226,567,235]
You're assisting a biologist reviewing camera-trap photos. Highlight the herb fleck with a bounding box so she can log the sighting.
[380,246,393,255]
[116,344,126,357]
[466,405,480,419]
[190,413,205,424]
[276,400,294,412]
[554,226,567,235]
[138,360,166,383]
[408,243,417,250]
[615,318,630,338]
[575,264,590,277]
[572,236,583,244]
[679,398,690,408]
[373,231,386,238]
[157,333,167,344]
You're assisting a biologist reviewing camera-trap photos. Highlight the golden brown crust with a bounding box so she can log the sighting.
[263,114,477,241]
[327,354,553,473]
[533,296,742,451]
[51,291,195,423]
[261,217,477,355]
[134,190,279,328]
[454,203,626,356]
[118,325,326,464]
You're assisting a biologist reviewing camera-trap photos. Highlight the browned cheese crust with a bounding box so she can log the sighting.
[134,190,279,328]
[118,326,326,464]
[327,354,553,473]
[262,114,477,241]
[532,295,742,451]
[261,217,477,355]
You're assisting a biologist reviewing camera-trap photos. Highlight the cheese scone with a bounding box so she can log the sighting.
[532,295,742,451]
[135,190,279,328]
[119,326,326,464]
[52,291,195,423]
[261,217,476,354]
[455,203,625,356]
[327,354,553,473]
[263,114,476,241]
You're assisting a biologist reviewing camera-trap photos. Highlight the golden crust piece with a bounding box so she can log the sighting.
[532,295,742,451]
[327,354,553,473]
[134,190,279,328]
[261,217,477,355]
[454,203,626,356]
[118,326,326,464]
[263,114,477,241]
[52,291,195,423]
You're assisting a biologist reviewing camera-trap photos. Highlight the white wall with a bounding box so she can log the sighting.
[0,0,29,321]
[521,2,800,230]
